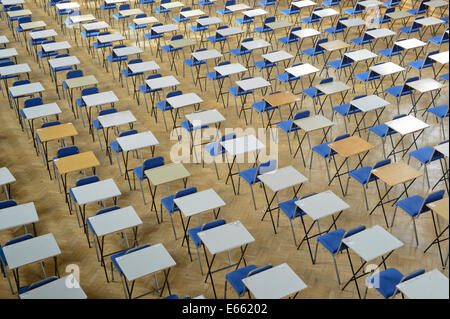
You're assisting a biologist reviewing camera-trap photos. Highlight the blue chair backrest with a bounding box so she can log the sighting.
[334,134,350,142]
[143,156,164,170]
[175,187,197,199]
[373,159,391,170]
[171,34,183,41]
[248,264,273,277]
[136,13,147,19]
[118,4,130,10]
[147,73,162,81]
[81,87,98,96]
[264,16,276,24]
[24,97,43,108]
[320,77,333,85]
[5,234,33,246]
[294,110,310,120]
[118,129,138,138]
[316,38,328,52]
[201,219,226,231]
[258,159,277,176]
[41,121,60,128]
[22,277,58,293]
[385,7,395,15]
[98,108,117,116]
[129,58,143,65]
[400,269,425,283]
[167,90,182,98]
[221,133,236,142]
[124,243,151,256]
[0,200,17,210]
[336,17,348,29]
[424,50,439,65]
[56,146,79,158]
[0,61,15,68]
[18,16,31,24]
[95,205,121,216]
[344,225,366,239]
[289,26,301,39]
[13,79,30,86]
[75,175,100,187]
[423,190,445,210]
[67,70,83,79]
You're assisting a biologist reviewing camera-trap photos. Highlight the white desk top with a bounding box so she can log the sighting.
[0,35,9,44]
[161,1,184,9]
[198,221,255,255]
[396,269,449,299]
[41,41,71,52]
[0,202,38,231]
[0,48,17,59]
[434,142,449,157]
[82,91,118,107]
[216,27,243,37]
[220,134,265,156]
[55,2,79,10]
[69,14,95,24]
[316,81,351,95]
[366,28,396,39]
[87,206,142,237]
[166,92,203,109]
[292,0,317,8]
[358,0,382,7]
[292,28,321,38]
[226,3,251,12]
[29,29,58,40]
[395,38,427,50]
[258,166,308,192]
[2,233,61,269]
[180,9,205,18]
[340,18,367,28]
[342,225,403,262]
[429,51,449,64]
[97,33,125,43]
[19,21,46,30]
[0,167,15,186]
[104,0,129,3]
[151,24,179,34]
[118,8,144,17]
[294,114,334,132]
[313,8,339,18]
[98,110,136,128]
[370,62,405,76]
[21,102,61,120]
[19,275,87,299]
[128,61,160,73]
[6,9,31,18]
[48,56,80,69]
[345,49,377,62]
[386,114,430,135]
[416,16,444,26]
[174,188,226,218]
[295,190,349,220]
[286,63,320,77]
[241,39,271,51]
[9,82,45,98]
[407,78,444,93]
[350,95,390,112]
[242,263,307,299]
[214,63,247,76]
[243,8,268,17]
[424,0,449,7]
[146,75,179,89]
[116,243,176,281]
[133,16,158,25]
[71,178,121,205]
[185,109,226,126]
[117,131,159,152]
[262,50,294,63]
[83,21,110,31]
[236,77,271,91]
[1,0,24,5]
[197,17,223,26]
[112,46,143,57]
[192,49,223,61]
[0,63,31,76]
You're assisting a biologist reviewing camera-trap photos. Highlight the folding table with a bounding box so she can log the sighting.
[315,80,351,115]
[28,29,57,59]
[349,94,390,136]
[213,62,247,104]
[258,165,308,234]
[368,62,405,96]
[166,92,203,131]
[344,49,377,85]
[174,188,226,257]
[195,17,223,44]
[328,135,374,196]
[365,28,396,51]
[394,38,427,66]
[292,28,321,62]
[166,38,196,74]
[54,2,80,27]
[432,142,449,193]
[150,24,179,59]
[396,269,449,299]
[35,122,78,176]
[341,225,403,299]
[117,8,144,33]
[407,78,444,116]
[145,162,191,213]
[114,243,176,299]
[2,233,61,294]
[340,18,367,41]
[48,56,80,95]
[424,198,449,267]
[0,63,31,94]
[284,63,320,93]
[116,131,159,189]
[131,17,158,45]
[220,135,265,195]
[71,178,122,233]
[262,90,300,126]
[190,49,223,90]
[97,110,136,154]
[19,21,46,44]
[293,114,334,165]
[260,50,294,81]
[127,60,160,98]
[385,10,413,29]
[40,42,71,69]
[198,220,255,298]
[0,48,17,63]
[0,167,15,200]
[82,90,119,131]
[240,39,272,68]
[295,190,350,263]
[81,21,110,52]
[416,16,444,37]
[87,206,142,281]
[64,75,98,115]
[429,51,449,77]
[234,77,271,123]
[19,275,86,299]
[8,82,45,128]
[145,75,180,117]
[265,20,293,43]
[242,263,307,299]
[215,27,243,51]
[112,46,143,78]
[385,115,430,159]
[0,202,38,236]
[21,102,62,147]
[424,0,449,17]
[241,9,268,35]
[370,161,423,227]
[54,151,101,204]
[313,8,339,30]
[0,35,9,48]
[96,33,125,66]
[320,39,350,77]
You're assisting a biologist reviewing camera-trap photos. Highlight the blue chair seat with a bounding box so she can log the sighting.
[348,166,373,185]
[183,59,206,67]
[109,141,121,153]
[303,87,322,98]
[161,195,177,213]
[311,142,333,158]
[254,60,276,70]
[92,119,102,130]
[317,229,347,254]
[427,105,449,118]
[238,167,259,184]
[368,124,391,137]
[156,101,173,111]
[228,87,253,96]
[366,268,404,298]
[252,101,277,113]
[279,199,305,219]
[409,147,444,164]
[204,142,225,156]
[280,8,300,15]
[378,48,403,57]
[440,73,449,81]
[328,59,351,70]
[408,59,432,70]
[133,166,147,181]
[225,265,258,296]
[180,121,208,131]
[144,33,163,40]
[18,277,58,295]
[395,195,426,217]
[354,71,381,82]
[333,103,361,116]
[277,120,300,133]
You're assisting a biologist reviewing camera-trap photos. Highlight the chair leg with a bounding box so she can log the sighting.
[169,213,178,240]
[289,219,297,246]
[391,206,398,228]
[412,217,419,246]
[249,184,257,210]
[332,255,341,285]
[138,179,147,204]
[363,184,369,211]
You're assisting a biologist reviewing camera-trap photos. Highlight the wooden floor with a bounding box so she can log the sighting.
[0,0,448,299]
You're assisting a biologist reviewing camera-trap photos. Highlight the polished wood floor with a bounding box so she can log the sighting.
[0,0,448,299]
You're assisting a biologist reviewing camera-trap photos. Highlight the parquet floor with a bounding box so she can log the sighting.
[0,0,448,299]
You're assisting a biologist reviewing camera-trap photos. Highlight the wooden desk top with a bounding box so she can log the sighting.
[36,123,78,142]
[319,39,350,51]
[263,91,300,107]
[371,161,422,187]
[54,151,100,175]
[427,198,449,222]
[329,136,374,158]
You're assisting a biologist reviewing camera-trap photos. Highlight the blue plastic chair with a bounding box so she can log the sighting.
[161,34,184,65]
[384,76,418,114]
[392,190,445,245]
[327,53,353,79]
[371,7,395,25]
[254,16,275,35]
[277,26,301,50]
[202,133,236,180]
[133,156,165,204]
[161,187,197,239]
[300,7,322,25]
[365,268,425,298]
[368,114,406,158]
[0,200,17,210]
[354,69,381,95]
[216,0,235,18]
[332,94,366,133]
[250,94,282,128]
[120,58,143,94]
[92,108,117,150]
[310,134,350,181]
[109,130,138,175]
[238,159,277,210]
[428,28,449,48]
[144,23,163,55]
[53,146,79,179]
[207,25,228,50]
[137,73,162,113]
[426,105,449,139]
[107,44,128,79]
[183,48,207,88]
[344,2,364,15]
[69,175,100,218]
[156,90,181,131]
[302,38,327,64]
[18,276,59,295]
[224,264,272,298]
[378,40,404,63]
[325,17,348,39]
[407,50,438,78]
[398,16,424,37]
[349,159,392,210]
[407,1,428,15]
[277,110,310,154]
[350,28,375,47]
[76,86,99,126]
[206,61,230,100]
[188,219,226,275]
[317,225,366,284]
